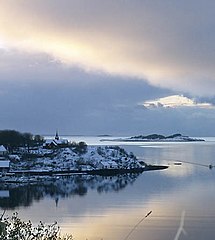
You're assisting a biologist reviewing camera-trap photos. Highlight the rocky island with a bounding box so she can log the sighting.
[101,133,205,142]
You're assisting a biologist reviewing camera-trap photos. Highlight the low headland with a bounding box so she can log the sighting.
[101,133,205,142]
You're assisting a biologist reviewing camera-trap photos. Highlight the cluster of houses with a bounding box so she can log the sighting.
[0,132,70,173]
[0,132,143,174]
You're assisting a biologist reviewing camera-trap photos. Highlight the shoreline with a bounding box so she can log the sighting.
[7,164,168,177]
[100,138,205,142]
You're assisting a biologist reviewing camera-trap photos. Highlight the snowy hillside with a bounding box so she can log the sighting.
[10,145,144,173]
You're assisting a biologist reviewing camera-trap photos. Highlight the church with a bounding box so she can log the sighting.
[43,131,69,149]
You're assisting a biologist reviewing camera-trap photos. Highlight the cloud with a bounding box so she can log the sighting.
[142,95,214,109]
[1,1,215,96]
[1,62,215,136]
[0,54,170,135]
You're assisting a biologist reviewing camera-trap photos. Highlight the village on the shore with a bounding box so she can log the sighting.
[1,129,204,182]
[0,130,147,183]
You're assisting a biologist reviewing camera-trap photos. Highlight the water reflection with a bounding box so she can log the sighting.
[1,138,215,240]
[0,173,141,209]
[124,142,215,178]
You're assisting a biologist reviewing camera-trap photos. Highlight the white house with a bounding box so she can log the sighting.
[0,145,7,156]
[98,161,110,169]
[98,160,119,169]
[0,160,10,172]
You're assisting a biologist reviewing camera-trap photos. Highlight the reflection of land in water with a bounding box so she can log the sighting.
[0,173,141,209]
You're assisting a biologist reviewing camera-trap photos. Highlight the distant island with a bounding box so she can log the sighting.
[101,133,205,142]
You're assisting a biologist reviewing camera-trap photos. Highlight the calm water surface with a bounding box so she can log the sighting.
[1,136,215,240]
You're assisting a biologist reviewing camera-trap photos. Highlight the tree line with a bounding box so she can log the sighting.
[0,130,44,151]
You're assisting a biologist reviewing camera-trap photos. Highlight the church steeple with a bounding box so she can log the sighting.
[55,130,59,140]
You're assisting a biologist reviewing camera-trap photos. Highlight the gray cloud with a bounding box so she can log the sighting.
[1,1,215,95]
[0,50,172,134]
[1,55,215,137]
[1,1,215,136]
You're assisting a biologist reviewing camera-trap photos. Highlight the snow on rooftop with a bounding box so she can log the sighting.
[0,160,10,168]
[0,145,7,152]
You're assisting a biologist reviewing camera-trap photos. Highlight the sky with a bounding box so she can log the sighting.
[1,0,215,136]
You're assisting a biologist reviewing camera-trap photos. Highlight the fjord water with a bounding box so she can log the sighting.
[1,137,215,240]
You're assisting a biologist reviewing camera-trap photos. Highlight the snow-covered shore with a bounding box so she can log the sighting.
[10,145,144,174]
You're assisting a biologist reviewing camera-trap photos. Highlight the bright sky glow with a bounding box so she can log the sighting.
[1,1,215,135]
[1,1,215,95]
[142,95,214,109]
[0,39,7,49]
